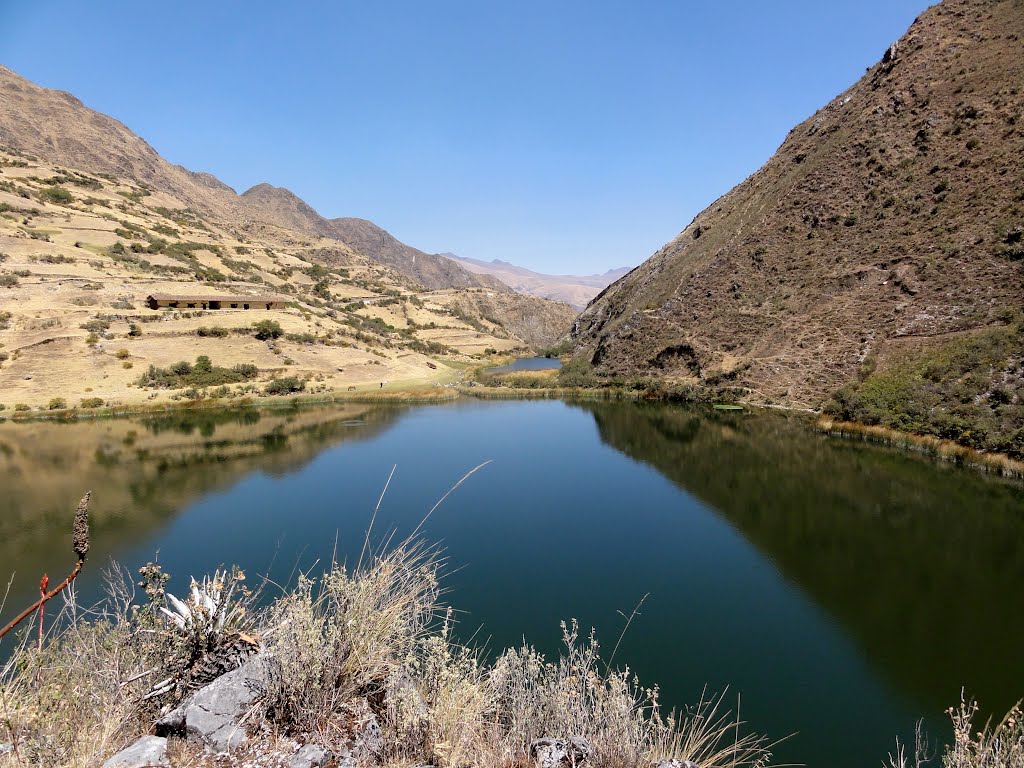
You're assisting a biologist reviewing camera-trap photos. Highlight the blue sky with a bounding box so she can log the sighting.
[1,1,931,274]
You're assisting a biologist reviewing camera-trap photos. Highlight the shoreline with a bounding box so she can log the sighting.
[3,380,1021,482]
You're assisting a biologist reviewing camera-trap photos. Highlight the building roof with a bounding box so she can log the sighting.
[147,294,288,303]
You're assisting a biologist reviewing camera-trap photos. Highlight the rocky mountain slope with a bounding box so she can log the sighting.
[572,0,1024,414]
[442,252,631,308]
[0,65,497,293]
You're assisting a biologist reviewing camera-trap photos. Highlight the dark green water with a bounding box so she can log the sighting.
[1,399,1022,767]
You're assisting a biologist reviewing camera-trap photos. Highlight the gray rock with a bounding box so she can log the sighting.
[530,736,594,767]
[351,707,383,760]
[102,736,169,768]
[289,744,330,768]
[155,655,274,752]
[0,744,12,756]
[650,760,700,768]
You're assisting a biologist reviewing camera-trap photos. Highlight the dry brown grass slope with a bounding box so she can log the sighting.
[0,65,502,294]
[572,0,1024,409]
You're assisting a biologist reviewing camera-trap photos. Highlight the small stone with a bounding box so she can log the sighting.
[530,736,593,767]
[289,744,329,768]
[0,744,12,756]
[102,736,169,768]
[650,760,700,768]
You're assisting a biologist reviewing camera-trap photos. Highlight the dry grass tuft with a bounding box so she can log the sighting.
[888,695,1024,768]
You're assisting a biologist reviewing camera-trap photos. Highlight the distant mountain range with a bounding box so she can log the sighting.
[439,253,631,308]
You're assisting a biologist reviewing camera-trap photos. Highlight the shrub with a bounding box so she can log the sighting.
[196,326,230,338]
[0,275,19,288]
[85,333,99,347]
[0,310,11,329]
[232,363,258,378]
[14,403,29,411]
[47,397,67,410]
[264,376,304,395]
[827,318,1024,456]
[115,349,131,360]
[253,319,283,340]
[80,319,111,333]
[127,323,142,337]
[38,186,74,205]
[137,356,259,390]
[80,397,105,408]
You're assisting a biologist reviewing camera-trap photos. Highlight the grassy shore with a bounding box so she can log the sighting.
[816,417,1024,479]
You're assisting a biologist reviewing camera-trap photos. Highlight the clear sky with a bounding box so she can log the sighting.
[1,1,932,274]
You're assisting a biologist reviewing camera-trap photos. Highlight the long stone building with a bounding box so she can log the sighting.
[146,294,288,310]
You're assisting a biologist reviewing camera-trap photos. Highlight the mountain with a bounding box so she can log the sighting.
[441,252,632,308]
[0,65,499,293]
[326,219,509,292]
[572,0,1024,414]
[0,70,578,411]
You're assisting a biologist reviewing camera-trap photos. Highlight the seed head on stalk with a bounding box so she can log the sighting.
[72,492,90,562]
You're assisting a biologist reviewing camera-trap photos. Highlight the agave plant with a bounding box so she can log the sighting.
[159,568,247,638]
[146,567,256,700]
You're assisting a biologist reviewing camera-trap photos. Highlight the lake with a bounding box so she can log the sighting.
[487,356,563,373]
[1,398,1022,767]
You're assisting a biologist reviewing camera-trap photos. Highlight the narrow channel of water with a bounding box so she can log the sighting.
[0,399,1021,767]
[486,356,563,373]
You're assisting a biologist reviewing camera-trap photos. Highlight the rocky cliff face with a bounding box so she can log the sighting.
[572,0,1024,408]
[448,291,577,349]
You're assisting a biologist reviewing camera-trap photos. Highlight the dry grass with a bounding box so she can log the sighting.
[887,695,1024,768]
[816,418,1024,479]
[0,538,774,768]
[0,566,173,767]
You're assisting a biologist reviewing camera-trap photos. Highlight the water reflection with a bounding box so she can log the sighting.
[0,404,404,613]
[582,401,1024,720]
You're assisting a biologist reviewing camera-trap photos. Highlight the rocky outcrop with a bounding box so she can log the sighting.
[530,736,594,767]
[155,654,274,751]
[101,736,169,768]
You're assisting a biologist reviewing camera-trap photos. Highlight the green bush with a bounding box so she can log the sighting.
[47,397,67,410]
[80,397,105,408]
[253,319,283,340]
[38,186,74,205]
[827,317,1024,457]
[0,275,19,288]
[137,356,260,390]
[196,326,230,337]
[264,376,304,396]
[14,403,30,412]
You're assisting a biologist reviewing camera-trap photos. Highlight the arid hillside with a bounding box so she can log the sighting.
[0,65,499,293]
[572,0,1024,413]
[0,145,575,410]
